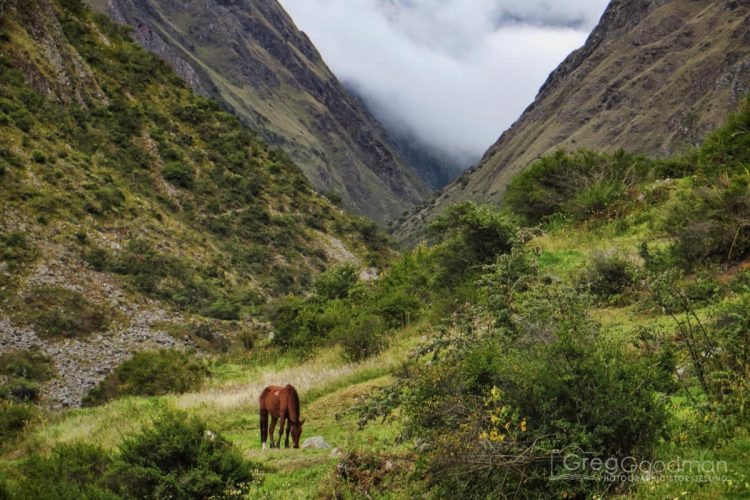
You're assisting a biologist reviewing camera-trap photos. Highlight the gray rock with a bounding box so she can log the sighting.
[301,436,331,449]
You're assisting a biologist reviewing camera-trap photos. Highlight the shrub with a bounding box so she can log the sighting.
[0,231,37,271]
[0,401,38,442]
[581,250,637,302]
[650,275,750,430]
[429,202,518,285]
[664,175,750,266]
[162,161,194,189]
[83,350,208,406]
[8,413,254,499]
[314,264,358,300]
[505,149,645,224]
[694,95,750,175]
[13,443,117,500]
[202,297,241,321]
[360,280,672,498]
[332,313,387,361]
[267,296,315,349]
[0,378,41,402]
[82,246,110,271]
[30,150,46,164]
[0,346,55,382]
[111,413,254,498]
[18,286,109,338]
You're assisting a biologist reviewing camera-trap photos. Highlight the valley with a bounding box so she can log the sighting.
[1,0,750,498]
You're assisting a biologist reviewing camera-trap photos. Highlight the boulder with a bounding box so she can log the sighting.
[301,436,331,449]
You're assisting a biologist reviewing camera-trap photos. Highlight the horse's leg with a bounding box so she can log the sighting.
[260,409,269,450]
[285,422,291,449]
[278,413,287,448]
[268,416,278,449]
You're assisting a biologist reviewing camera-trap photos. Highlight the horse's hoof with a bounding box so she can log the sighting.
[262,443,267,450]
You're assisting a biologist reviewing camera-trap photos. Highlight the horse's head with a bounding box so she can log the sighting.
[290,418,306,448]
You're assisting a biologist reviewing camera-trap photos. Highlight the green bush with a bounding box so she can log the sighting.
[82,246,110,271]
[83,350,209,406]
[162,161,195,189]
[650,274,750,430]
[202,297,241,321]
[0,401,38,442]
[111,413,254,498]
[0,346,55,382]
[314,264,358,300]
[30,150,46,164]
[8,413,254,499]
[18,287,109,338]
[694,95,750,175]
[429,202,518,284]
[0,378,41,402]
[505,149,645,224]
[358,270,673,498]
[13,443,117,500]
[0,231,37,272]
[664,175,750,266]
[332,313,387,361]
[581,250,637,303]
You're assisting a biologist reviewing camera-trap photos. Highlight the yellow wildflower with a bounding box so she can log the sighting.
[490,386,501,400]
[520,419,527,432]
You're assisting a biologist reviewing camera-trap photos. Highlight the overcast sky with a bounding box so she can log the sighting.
[280,0,610,163]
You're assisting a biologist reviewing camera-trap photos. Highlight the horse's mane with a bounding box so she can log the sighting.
[292,386,301,424]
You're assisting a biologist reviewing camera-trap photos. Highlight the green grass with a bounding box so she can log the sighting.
[634,435,750,499]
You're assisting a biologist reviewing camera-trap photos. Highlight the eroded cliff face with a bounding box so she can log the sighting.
[399,0,750,243]
[88,0,431,224]
[5,0,107,106]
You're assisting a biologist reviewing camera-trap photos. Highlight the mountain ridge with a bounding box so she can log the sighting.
[398,0,750,243]
[87,0,432,224]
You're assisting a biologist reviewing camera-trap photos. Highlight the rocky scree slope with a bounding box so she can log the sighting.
[86,0,432,224]
[398,0,750,243]
[0,0,387,406]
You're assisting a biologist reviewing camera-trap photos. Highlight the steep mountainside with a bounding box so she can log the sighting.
[0,0,390,406]
[398,0,750,242]
[85,0,431,224]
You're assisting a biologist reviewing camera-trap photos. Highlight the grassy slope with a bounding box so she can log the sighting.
[2,2,749,498]
[89,0,431,224]
[0,0,390,329]
[1,331,422,498]
[4,200,748,497]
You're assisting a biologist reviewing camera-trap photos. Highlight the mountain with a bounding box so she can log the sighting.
[398,0,750,242]
[343,80,468,192]
[0,0,392,407]
[84,0,432,224]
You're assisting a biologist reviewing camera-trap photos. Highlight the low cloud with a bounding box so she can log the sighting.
[280,0,609,161]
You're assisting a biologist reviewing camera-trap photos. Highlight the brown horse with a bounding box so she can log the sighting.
[259,384,305,449]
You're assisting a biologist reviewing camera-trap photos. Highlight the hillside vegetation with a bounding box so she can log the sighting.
[0,0,391,407]
[2,0,750,498]
[86,0,434,224]
[3,87,750,497]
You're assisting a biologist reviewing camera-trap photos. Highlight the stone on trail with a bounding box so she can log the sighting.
[301,436,331,449]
